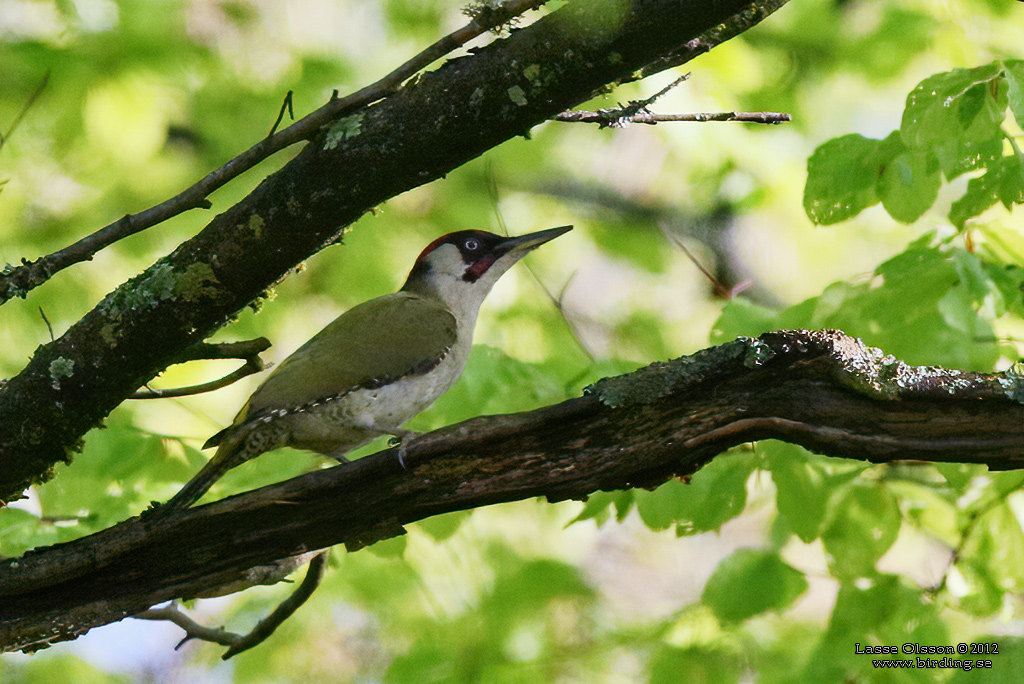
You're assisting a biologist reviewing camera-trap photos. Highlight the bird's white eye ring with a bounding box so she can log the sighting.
[464,237,480,251]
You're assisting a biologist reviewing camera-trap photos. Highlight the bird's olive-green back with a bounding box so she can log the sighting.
[236,291,457,423]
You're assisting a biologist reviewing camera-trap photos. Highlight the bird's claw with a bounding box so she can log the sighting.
[388,431,419,471]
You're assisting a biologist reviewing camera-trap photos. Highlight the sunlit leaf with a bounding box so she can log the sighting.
[901,64,1006,149]
[633,452,756,535]
[1006,60,1024,130]
[821,484,901,579]
[416,510,472,542]
[766,442,859,543]
[804,133,882,225]
[949,155,1024,228]
[877,149,942,223]
[702,548,808,623]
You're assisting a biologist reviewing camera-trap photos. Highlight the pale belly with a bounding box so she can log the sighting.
[279,350,465,458]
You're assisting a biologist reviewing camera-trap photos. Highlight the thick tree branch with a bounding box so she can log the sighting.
[0,0,788,504]
[0,0,550,305]
[2,330,1022,653]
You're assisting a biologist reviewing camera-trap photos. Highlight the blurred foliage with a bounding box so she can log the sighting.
[2,0,1024,682]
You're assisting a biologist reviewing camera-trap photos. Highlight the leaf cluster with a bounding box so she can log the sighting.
[805,61,1024,228]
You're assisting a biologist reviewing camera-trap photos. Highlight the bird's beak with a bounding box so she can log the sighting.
[495,225,572,258]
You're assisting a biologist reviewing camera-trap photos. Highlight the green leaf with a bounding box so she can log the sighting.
[803,575,947,681]
[701,548,808,623]
[886,479,958,548]
[804,133,882,224]
[0,508,59,558]
[426,345,568,426]
[0,653,125,684]
[650,645,744,684]
[589,218,671,273]
[416,510,471,542]
[710,297,786,343]
[878,149,942,223]
[634,479,688,531]
[901,63,1005,148]
[821,484,901,579]
[366,534,407,558]
[949,155,1024,228]
[570,490,634,525]
[956,503,1024,611]
[386,643,455,684]
[482,559,595,628]
[949,636,1024,684]
[932,462,989,493]
[767,443,848,543]
[933,136,1002,180]
[1006,60,1024,130]
[952,558,1004,616]
[634,452,756,535]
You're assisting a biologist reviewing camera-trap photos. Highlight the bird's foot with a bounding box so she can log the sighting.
[387,429,420,470]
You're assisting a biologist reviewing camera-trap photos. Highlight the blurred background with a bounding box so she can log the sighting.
[2,0,1023,681]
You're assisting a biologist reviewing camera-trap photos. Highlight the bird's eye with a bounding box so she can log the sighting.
[464,237,480,251]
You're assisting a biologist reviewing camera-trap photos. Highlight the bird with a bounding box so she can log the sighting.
[163,225,571,509]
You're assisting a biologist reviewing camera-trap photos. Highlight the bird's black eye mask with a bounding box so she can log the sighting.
[450,231,505,282]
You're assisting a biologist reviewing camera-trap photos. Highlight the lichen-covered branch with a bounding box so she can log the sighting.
[0,0,551,306]
[0,0,786,504]
[2,330,1022,653]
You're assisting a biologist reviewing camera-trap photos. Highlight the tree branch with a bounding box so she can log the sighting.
[554,72,792,127]
[0,0,550,306]
[0,0,788,504]
[130,338,271,399]
[555,109,792,126]
[135,604,241,649]
[2,330,1022,653]
[134,551,329,659]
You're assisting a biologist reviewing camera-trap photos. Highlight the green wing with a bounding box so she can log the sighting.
[239,291,457,422]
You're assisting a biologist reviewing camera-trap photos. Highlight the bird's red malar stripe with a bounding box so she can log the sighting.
[463,254,496,282]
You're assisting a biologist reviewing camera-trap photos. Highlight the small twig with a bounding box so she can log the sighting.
[485,168,594,361]
[135,603,241,649]
[555,109,792,127]
[172,338,272,363]
[38,307,54,342]
[527,266,595,362]
[0,0,550,305]
[560,74,691,128]
[554,73,789,128]
[130,357,264,399]
[925,485,1013,599]
[268,91,294,137]
[642,73,691,106]
[221,551,329,659]
[129,338,271,399]
[133,551,329,658]
[0,72,49,148]
[663,227,749,299]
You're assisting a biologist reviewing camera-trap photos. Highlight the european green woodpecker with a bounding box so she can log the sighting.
[164,225,571,509]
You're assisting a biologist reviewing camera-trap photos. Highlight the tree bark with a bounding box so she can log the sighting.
[2,330,1023,653]
[0,0,790,503]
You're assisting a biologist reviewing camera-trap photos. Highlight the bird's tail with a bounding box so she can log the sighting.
[163,431,248,510]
